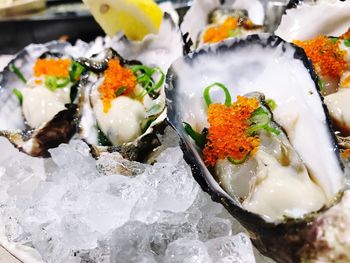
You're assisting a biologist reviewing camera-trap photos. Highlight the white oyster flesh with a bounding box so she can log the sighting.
[325,88,350,135]
[275,1,350,42]
[169,35,345,221]
[22,78,71,128]
[92,94,146,146]
[216,130,326,221]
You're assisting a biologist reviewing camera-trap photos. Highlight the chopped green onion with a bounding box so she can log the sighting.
[131,65,165,99]
[247,106,280,136]
[203,82,232,107]
[228,152,250,165]
[183,122,206,148]
[344,38,350,47]
[266,99,277,111]
[45,76,70,91]
[318,78,324,91]
[97,124,112,146]
[228,29,241,38]
[9,64,27,83]
[115,86,126,96]
[13,88,23,105]
[69,62,85,82]
[264,125,281,136]
[330,37,338,44]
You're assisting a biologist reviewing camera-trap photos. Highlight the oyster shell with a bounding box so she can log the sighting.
[166,34,347,262]
[180,0,264,48]
[276,0,350,41]
[275,1,350,139]
[0,41,91,157]
[77,14,183,162]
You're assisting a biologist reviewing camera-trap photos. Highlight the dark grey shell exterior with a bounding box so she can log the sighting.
[165,34,344,262]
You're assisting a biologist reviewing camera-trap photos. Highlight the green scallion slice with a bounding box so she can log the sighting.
[203,82,232,107]
[228,151,250,165]
[13,88,23,105]
[183,122,206,148]
[9,64,27,83]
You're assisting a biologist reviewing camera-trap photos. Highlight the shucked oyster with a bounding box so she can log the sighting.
[275,1,350,142]
[0,41,88,156]
[166,34,347,262]
[77,14,183,161]
[181,0,264,48]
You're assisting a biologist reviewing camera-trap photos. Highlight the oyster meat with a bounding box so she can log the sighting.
[77,14,183,161]
[181,0,264,48]
[0,41,89,156]
[166,34,347,262]
[276,1,350,137]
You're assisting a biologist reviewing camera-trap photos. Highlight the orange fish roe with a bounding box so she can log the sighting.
[341,149,350,159]
[203,96,260,167]
[34,58,71,77]
[203,17,239,44]
[293,36,347,80]
[340,28,350,40]
[98,59,136,113]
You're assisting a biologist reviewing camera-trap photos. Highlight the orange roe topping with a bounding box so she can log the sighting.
[203,17,239,44]
[341,74,350,88]
[34,58,71,77]
[293,36,347,80]
[340,28,350,40]
[98,59,136,113]
[203,96,260,167]
[341,149,350,159]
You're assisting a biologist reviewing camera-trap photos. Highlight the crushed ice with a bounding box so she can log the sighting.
[0,137,257,263]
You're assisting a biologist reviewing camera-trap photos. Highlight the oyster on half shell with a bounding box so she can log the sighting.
[181,0,265,48]
[0,41,91,157]
[276,0,350,141]
[77,14,183,162]
[166,34,348,262]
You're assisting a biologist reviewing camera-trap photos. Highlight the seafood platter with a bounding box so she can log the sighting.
[1,0,350,262]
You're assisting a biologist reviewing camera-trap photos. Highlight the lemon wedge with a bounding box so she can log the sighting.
[83,0,163,41]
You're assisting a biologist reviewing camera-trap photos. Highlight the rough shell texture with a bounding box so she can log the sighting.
[166,34,346,262]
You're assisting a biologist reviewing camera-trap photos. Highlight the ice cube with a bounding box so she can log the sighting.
[205,233,256,263]
[110,221,156,263]
[164,238,212,263]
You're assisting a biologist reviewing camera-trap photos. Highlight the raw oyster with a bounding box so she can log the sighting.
[276,1,350,138]
[0,41,89,157]
[166,34,347,262]
[78,14,183,162]
[181,0,264,48]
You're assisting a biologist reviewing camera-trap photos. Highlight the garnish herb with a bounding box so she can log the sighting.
[45,76,70,91]
[115,86,127,97]
[131,65,165,99]
[247,107,281,136]
[13,88,23,105]
[69,62,85,82]
[203,82,232,107]
[318,78,324,91]
[183,122,206,148]
[228,152,250,165]
[9,64,27,83]
[266,98,277,111]
[344,38,350,47]
[330,37,338,44]
[228,28,241,38]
